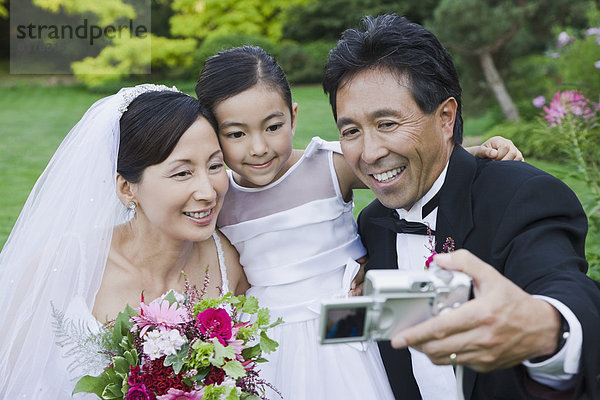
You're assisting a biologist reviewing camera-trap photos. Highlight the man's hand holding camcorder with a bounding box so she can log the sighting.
[390,249,562,372]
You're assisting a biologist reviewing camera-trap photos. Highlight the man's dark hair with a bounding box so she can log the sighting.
[323,14,463,144]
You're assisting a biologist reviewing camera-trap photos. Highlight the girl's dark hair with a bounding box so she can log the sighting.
[195,45,293,130]
[117,91,208,183]
[323,14,463,144]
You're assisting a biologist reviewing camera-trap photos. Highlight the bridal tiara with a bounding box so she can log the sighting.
[117,84,182,115]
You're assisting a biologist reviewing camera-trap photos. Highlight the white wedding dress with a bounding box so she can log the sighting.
[0,85,209,399]
[218,137,395,400]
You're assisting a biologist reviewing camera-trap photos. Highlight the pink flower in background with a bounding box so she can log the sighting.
[557,31,575,48]
[586,27,600,36]
[543,92,569,125]
[586,27,600,44]
[542,90,597,126]
[132,297,190,337]
[532,96,546,108]
[595,60,600,69]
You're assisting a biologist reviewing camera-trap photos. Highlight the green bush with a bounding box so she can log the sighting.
[483,119,569,161]
[556,35,600,97]
[507,54,558,119]
[277,40,336,84]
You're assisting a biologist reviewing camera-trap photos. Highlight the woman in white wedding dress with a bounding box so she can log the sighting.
[0,85,248,398]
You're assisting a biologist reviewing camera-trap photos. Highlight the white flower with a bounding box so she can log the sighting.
[142,328,187,360]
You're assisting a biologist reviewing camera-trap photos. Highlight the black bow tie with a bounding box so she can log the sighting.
[371,191,440,235]
[372,214,434,235]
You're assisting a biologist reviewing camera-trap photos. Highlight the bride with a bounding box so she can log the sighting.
[0,84,249,398]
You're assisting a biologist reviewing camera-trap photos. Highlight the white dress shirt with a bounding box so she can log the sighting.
[394,164,582,399]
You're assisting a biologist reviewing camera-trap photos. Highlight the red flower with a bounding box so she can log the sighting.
[196,308,232,345]
[140,357,189,397]
[129,365,142,386]
[203,365,226,386]
[126,384,151,400]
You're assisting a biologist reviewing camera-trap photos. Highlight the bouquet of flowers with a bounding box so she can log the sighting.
[53,281,282,400]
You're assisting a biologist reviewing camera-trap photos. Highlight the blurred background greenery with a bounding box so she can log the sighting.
[0,0,598,279]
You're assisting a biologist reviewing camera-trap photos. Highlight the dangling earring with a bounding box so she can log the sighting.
[128,201,137,215]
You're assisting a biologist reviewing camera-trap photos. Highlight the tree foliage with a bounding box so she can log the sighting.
[72,33,195,86]
[170,0,305,41]
[32,0,137,25]
[0,0,7,19]
[282,0,439,42]
[426,0,591,119]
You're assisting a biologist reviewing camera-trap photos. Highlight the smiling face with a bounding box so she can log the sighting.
[131,117,228,242]
[336,68,456,210]
[213,83,297,188]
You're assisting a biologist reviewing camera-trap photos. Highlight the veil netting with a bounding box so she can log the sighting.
[0,84,180,398]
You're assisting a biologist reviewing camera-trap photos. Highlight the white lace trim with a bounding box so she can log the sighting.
[212,231,229,293]
[117,84,181,115]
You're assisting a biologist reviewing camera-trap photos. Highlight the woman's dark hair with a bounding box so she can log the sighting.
[195,45,293,130]
[323,14,463,144]
[118,91,209,183]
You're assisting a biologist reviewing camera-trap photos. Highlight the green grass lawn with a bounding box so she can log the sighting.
[0,85,110,246]
[0,82,596,267]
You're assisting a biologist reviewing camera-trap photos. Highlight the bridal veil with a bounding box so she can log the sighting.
[0,84,180,398]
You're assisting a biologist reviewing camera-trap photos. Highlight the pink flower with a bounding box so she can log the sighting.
[156,388,204,400]
[595,60,600,69]
[543,90,597,126]
[532,96,546,108]
[425,252,436,269]
[586,27,600,37]
[132,297,190,337]
[126,384,151,400]
[196,308,232,345]
[557,31,574,48]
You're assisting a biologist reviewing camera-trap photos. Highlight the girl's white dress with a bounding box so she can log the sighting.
[218,137,395,400]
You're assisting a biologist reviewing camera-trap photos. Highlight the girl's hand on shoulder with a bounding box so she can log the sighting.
[349,256,367,296]
[466,136,524,162]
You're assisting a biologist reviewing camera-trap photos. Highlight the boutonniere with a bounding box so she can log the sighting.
[424,226,454,269]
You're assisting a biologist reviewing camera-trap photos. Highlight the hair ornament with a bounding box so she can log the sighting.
[117,84,182,115]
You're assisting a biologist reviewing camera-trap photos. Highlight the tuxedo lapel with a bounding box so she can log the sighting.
[435,146,476,254]
[363,202,399,270]
[434,146,478,399]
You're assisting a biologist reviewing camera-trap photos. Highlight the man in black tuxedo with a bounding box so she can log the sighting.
[322,14,600,400]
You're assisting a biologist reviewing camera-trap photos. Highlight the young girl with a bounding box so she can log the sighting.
[195,46,521,399]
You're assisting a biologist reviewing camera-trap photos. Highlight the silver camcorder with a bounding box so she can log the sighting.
[319,264,472,344]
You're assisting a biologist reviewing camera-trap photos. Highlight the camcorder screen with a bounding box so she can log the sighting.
[324,306,367,339]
